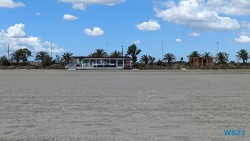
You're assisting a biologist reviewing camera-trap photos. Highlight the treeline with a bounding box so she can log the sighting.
[1,44,250,69]
[0,48,73,69]
[137,49,250,69]
[85,44,250,69]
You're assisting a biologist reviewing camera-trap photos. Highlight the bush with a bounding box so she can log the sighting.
[0,56,10,66]
[48,64,65,69]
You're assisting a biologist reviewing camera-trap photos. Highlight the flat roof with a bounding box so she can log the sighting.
[72,56,131,59]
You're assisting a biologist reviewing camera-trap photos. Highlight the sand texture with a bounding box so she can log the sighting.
[0,70,249,141]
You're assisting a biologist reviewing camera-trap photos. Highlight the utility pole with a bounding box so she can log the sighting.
[162,42,164,61]
[216,42,219,55]
[7,43,10,60]
[122,46,123,57]
[51,42,53,58]
[106,42,108,53]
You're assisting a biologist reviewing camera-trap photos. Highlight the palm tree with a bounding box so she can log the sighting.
[0,56,10,66]
[203,52,212,58]
[89,49,108,58]
[163,53,176,67]
[35,51,47,61]
[148,55,155,65]
[35,51,53,67]
[110,50,122,58]
[11,48,32,64]
[126,44,142,64]
[140,55,149,65]
[11,50,21,64]
[236,49,249,64]
[189,51,200,57]
[216,52,229,64]
[62,52,73,64]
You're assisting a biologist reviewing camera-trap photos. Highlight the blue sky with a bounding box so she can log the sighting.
[1,0,250,61]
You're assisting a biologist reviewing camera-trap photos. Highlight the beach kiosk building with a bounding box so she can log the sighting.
[190,57,213,68]
[68,56,132,70]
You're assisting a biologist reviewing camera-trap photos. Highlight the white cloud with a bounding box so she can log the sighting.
[206,0,250,16]
[3,23,27,38]
[63,14,78,21]
[136,20,161,31]
[189,32,201,37]
[235,35,250,43]
[0,23,64,56]
[176,38,182,43]
[133,40,141,44]
[84,27,104,36]
[155,0,240,32]
[0,0,25,8]
[36,12,41,16]
[58,0,123,10]
[241,22,250,31]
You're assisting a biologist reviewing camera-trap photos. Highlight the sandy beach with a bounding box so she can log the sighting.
[0,70,249,141]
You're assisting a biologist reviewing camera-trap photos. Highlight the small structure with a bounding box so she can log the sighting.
[68,56,132,70]
[190,57,213,68]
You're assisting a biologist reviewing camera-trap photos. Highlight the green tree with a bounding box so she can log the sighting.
[189,51,200,57]
[236,49,249,64]
[156,59,162,66]
[0,56,10,66]
[11,48,32,64]
[163,53,176,67]
[62,52,73,64]
[126,44,142,64]
[203,52,212,58]
[216,52,229,64]
[148,55,155,65]
[180,57,184,62]
[55,55,62,64]
[89,49,108,58]
[140,55,149,65]
[35,51,52,67]
[11,51,21,64]
[110,50,122,58]
[180,57,184,66]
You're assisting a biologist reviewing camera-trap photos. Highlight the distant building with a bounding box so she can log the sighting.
[29,61,41,66]
[68,56,132,70]
[190,57,213,68]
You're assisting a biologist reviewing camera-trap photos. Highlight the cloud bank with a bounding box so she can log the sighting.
[0,23,64,56]
[0,0,25,8]
[155,0,240,32]
[58,0,124,10]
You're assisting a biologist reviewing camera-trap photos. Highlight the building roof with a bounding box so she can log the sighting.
[72,56,131,59]
[190,56,213,59]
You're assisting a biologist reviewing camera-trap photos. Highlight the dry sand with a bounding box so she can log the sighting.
[0,70,249,141]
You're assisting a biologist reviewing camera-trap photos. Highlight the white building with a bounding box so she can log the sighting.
[69,56,132,70]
